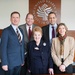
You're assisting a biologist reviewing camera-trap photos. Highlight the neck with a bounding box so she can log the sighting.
[36,41,40,46]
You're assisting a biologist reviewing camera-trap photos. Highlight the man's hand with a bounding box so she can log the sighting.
[2,65,8,71]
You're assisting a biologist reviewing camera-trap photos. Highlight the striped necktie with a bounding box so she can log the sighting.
[16,28,22,43]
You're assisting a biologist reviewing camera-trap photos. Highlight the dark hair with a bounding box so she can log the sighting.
[26,13,34,19]
[11,11,20,17]
[48,12,57,17]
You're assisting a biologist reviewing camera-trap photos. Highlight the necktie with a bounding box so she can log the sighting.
[28,27,32,40]
[52,26,55,38]
[16,28,22,43]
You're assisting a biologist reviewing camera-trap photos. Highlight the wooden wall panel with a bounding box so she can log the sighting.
[29,0,61,27]
[0,29,2,37]
[0,29,75,61]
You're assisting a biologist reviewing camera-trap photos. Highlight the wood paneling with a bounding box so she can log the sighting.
[67,30,75,62]
[29,0,61,27]
[0,29,75,61]
[0,29,2,37]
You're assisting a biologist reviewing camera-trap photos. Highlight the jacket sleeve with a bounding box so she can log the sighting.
[48,42,53,68]
[51,39,62,67]
[1,29,9,66]
[63,37,75,67]
[27,43,31,70]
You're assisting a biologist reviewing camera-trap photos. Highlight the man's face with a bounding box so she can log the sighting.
[10,13,20,26]
[48,13,57,25]
[26,14,34,26]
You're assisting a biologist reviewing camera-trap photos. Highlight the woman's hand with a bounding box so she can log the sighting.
[28,69,31,73]
[48,68,54,75]
[59,64,66,72]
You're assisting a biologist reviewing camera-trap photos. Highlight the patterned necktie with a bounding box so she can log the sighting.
[16,28,22,43]
[52,26,55,38]
[28,27,32,40]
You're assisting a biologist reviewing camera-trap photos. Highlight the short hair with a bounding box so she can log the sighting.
[48,11,57,17]
[56,23,68,33]
[26,13,34,19]
[33,26,42,35]
[10,11,20,17]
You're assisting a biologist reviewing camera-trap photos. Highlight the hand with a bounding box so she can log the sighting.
[59,64,66,72]
[2,65,8,71]
[21,64,24,66]
[48,68,54,75]
[28,69,31,73]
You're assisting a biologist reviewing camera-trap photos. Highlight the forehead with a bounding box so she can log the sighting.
[49,13,56,17]
[27,14,33,18]
[34,31,42,34]
[11,13,20,17]
[58,25,65,28]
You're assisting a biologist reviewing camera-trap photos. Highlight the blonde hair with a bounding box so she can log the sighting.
[33,26,42,35]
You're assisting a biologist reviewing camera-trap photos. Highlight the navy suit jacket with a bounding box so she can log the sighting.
[27,40,53,73]
[1,25,25,69]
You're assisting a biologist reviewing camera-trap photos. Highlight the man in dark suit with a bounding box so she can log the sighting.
[0,38,5,75]
[42,12,58,74]
[42,12,58,45]
[1,11,25,75]
[19,13,37,75]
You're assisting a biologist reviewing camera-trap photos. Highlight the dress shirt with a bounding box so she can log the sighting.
[11,24,23,40]
[26,24,32,35]
[49,23,57,44]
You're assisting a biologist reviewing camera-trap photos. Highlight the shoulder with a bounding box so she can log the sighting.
[42,25,49,29]
[52,37,58,41]
[28,40,35,46]
[2,26,10,34]
[19,24,26,28]
[66,36,75,41]
[33,24,37,26]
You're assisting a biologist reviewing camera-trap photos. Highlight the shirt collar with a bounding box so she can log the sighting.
[49,23,57,28]
[26,24,33,31]
[11,24,18,32]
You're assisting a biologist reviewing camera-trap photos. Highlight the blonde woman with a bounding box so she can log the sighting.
[27,26,54,74]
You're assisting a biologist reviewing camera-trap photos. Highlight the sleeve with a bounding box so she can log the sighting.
[47,42,53,68]
[1,29,9,66]
[27,43,31,70]
[63,37,75,67]
[51,39,62,67]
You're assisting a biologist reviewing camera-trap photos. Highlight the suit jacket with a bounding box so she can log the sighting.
[1,25,25,69]
[42,25,49,42]
[0,38,1,62]
[42,24,58,42]
[51,36,75,67]
[19,24,37,52]
[27,40,53,73]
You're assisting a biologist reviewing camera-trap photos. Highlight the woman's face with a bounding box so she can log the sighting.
[58,25,66,36]
[33,31,42,43]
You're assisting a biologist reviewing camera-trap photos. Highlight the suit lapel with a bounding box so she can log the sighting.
[9,25,21,44]
[24,24,29,41]
[46,25,49,40]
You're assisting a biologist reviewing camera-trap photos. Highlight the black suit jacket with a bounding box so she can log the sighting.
[42,25,49,42]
